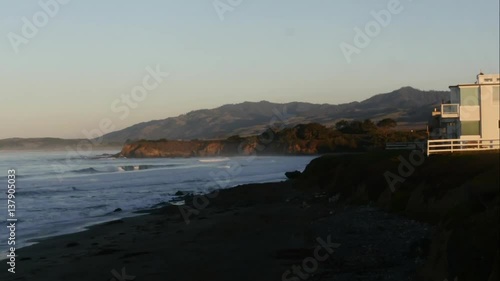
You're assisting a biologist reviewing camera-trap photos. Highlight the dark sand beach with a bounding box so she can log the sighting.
[3,152,498,281]
[3,182,429,281]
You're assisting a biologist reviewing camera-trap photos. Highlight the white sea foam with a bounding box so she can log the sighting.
[199,158,230,163]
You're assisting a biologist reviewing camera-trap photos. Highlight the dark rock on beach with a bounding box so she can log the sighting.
[285,170,302,179]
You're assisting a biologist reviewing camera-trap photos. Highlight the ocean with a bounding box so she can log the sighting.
[0,150,315,254]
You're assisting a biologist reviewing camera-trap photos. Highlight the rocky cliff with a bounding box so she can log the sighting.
[118,123,426,158]
[118,138,325,158]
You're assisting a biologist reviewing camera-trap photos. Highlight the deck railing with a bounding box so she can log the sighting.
[427,138,500,156]
[386,142,426,151]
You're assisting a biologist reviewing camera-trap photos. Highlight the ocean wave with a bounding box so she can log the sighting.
[12,186,83,196]
[117,164,180,172]
[67,164,182,175]
[199,158,230,163]
[180,178,205,184]
[91,153,118,160]
[72,167,100,174]
[118,165,150,171]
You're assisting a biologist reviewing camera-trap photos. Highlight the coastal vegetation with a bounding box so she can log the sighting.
[119,120,427,158]
[290,151,499,280]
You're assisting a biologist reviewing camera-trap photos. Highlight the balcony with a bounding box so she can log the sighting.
[441,104,459,118]
[427,138,500,155]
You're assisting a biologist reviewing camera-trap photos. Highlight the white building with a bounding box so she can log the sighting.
[431,73,500,140]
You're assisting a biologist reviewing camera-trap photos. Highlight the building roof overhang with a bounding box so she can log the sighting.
[449,83,500,89]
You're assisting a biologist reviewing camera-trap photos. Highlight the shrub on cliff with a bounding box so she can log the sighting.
[295,123,331,140]
[226,135,245,142]
[335,119,376,134]
[377,118,397,128]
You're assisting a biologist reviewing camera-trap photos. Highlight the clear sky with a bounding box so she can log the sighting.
[1,0,498,139]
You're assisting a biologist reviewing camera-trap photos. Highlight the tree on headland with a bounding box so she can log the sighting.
[296,123,329,140]
[376,118,397,129]
[335,120,349,131]
[362,119,377,132]
[376,118,397,141]
[335,119,373,134]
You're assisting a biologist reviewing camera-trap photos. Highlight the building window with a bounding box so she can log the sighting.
[442,104,459,114]
[461,121,480,135]
[484,78,493,82]
[460,88,479,106]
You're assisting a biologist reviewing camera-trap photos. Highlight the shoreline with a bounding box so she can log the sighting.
[0,154,312,260]
[0,209,145,262]
[0,175,299,261]
[2,151,498,280]
[2,181,431,280]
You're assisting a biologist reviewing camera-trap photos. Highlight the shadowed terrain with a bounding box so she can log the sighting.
[2,152,497,280]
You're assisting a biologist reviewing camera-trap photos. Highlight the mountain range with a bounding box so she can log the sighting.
[101,87,449,143]
[0,87,449,149]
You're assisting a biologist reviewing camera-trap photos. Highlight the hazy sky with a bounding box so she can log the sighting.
[1,0,499,139]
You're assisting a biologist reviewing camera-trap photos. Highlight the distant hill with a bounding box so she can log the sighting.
[0,138,122,151]
[101,87,449,143]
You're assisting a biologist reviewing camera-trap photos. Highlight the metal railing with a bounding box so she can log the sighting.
[427,138,500,156]
[386,142,426,151]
